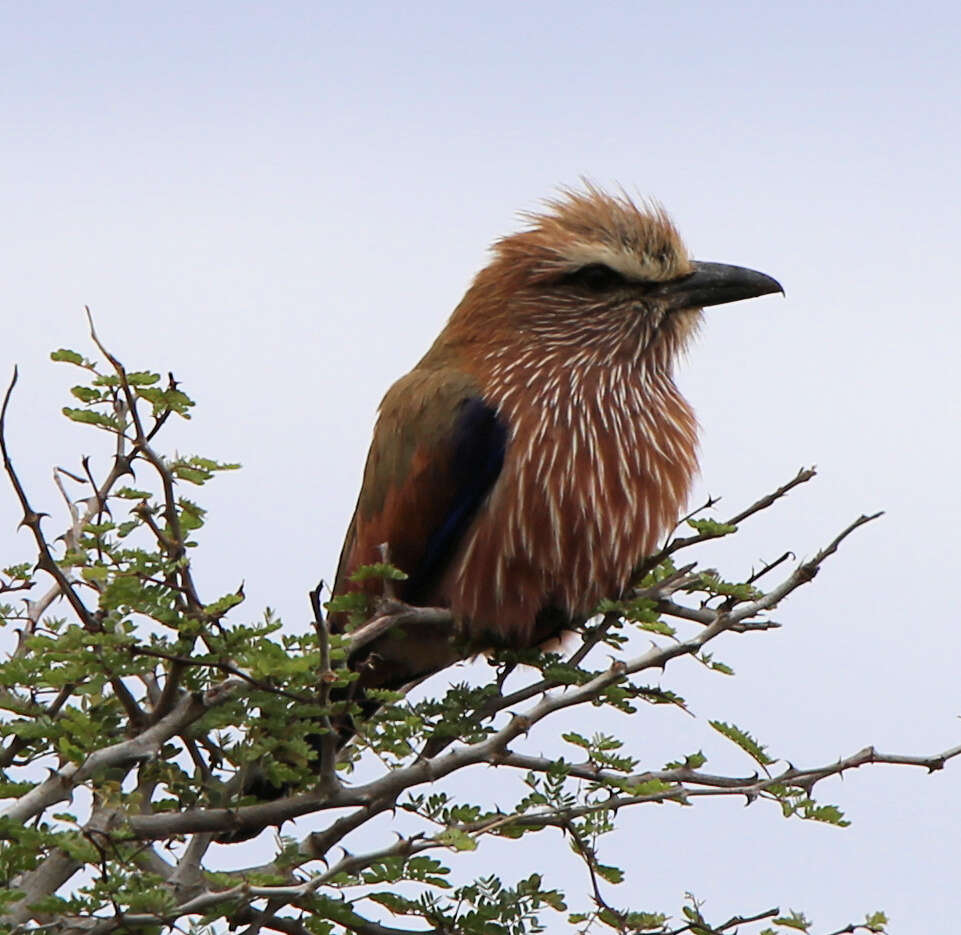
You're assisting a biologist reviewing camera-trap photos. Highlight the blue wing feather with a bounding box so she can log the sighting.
[404,396,507,602]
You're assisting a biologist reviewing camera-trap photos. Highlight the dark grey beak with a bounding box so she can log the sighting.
[658,261,783,311]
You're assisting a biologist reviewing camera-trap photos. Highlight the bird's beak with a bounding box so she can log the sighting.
[657,261,783,311]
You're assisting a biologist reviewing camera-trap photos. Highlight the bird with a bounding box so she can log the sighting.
[217,186,781,841]
[329,184,782,698]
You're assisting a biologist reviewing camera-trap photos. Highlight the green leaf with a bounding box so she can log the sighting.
[368,891,419,914]
[349,562,409,583]
[709,720,774,767]
[595,597,624,615]
[186,455,240,472]
[51,348,88,366]
[115,487,152,500]
[324,592,370,616]
[637,617,676,636]
[594,863,624,884]
[61,407,119,430]
[687,518,738,536]
[698,572,762,601]
[437,828,478,851]
[773,910,810,931]
[178,498,207,531]
[621,910,668,930]
[799,801,850,827]
[204,591,244,618]
[124,371,161,386]
[561,732,591,750]
[171,465,209,485]
[69,386,102,403]
[621,778,674,796]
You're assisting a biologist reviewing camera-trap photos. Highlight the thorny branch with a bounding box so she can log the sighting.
[0,367,149,752]
[664,905,781,935]
[84,310,231,727]
[1,368,99,634]
[0,676,246,827]
[635,466,818,580]
[309,582,340,789]
[0,343,255,918]
[0,338,952,935]
[38,731,955,932]
[109,504,890,846]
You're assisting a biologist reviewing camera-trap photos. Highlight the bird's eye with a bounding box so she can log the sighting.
[563,263,626,292]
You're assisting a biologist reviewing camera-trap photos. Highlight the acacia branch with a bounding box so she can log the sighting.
[4,848,81,926]
[1,367,98,633]
[4,806,124,926]
[0,340,939,935]
[309,582,340,789]
[0,368,149,735]
[85,311,187,568]
[479,741,961,833]
[120,511,881,844]
[421,562,702,758]
[499,741,961,801]
[152,723,952,935]
[346,603,454,657]
[128,643,315,704]
[665,905,780,935]
[0,676,245,827]
[729,512,883,624]
[0,682,75,769]
[10,441,135,656]
[561,816,626,926]
[635,466,818,579]
[84,314,225,726]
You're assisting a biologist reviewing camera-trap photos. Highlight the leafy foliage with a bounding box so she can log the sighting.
[0,337,932,934]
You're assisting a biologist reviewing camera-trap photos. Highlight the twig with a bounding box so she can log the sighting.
[665,905,780,935]
[310,581,340,789]
[376,541,398,599]
[0,683,76,768]
[636,466,818,579]
[1,367,98,632]
[0,676,246,826]
[346,604,454,656]
[728,512,883,624]
[744,551,793,587]
[562,817,626,927]
[85,311,224,726]
[1,368,148,730]
[144,372,177,443]
[128,644,315,704]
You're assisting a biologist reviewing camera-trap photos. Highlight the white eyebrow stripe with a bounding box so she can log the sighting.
[556,243,655,281]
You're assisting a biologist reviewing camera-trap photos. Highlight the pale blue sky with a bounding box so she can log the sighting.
[3,1,960,929]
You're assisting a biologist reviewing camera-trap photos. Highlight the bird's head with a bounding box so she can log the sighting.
[444,184,781,370]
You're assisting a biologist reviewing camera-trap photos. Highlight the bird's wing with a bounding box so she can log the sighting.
[331,366,507,615]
